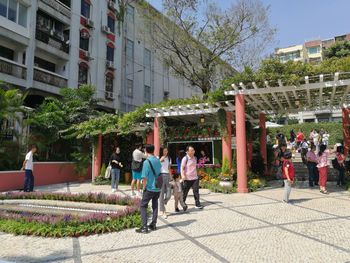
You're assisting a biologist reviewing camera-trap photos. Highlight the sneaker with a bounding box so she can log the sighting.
[195,205,204,209]
[135,227,148,234]
[112,188,116,193]
[183,205,188,211]
[175,208,180,212]
[148,224,157,231]
[162,213,168,219]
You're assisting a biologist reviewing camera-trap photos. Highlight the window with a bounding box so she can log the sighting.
[79,36,89,51]
[0,45,14,60]
[0,0,27,27]
[126,39,134,59]
[106,76,113,92]
[144,85,151,103]
[107,16,115,33]
[81,0,90,18]
[126,5,134,23]
[127,79,133,97]
[106,46,114,62]
[78,65,88,84]
[34,57,56,72]
[144,48,151,68]
[307,46,320,54]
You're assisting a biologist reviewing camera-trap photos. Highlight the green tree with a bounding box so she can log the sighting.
[0,88,24,120]
[324,41,350,59]
[141,0,275,94]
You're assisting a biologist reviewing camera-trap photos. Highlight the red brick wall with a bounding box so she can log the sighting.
[0,162,91,192]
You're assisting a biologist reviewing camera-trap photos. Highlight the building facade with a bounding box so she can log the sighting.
[0,0,232,113]
[275,33,350,64]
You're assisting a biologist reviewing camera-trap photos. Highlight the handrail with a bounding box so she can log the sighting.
[34,66,67,80]
[0,56,26,68]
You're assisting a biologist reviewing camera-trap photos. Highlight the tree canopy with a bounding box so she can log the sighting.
[324,41,350,59]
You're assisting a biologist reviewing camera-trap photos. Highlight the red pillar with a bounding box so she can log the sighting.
[342,108,350,155]
[154,117,160,157]
[259,112,267,173]
[146,131,154,144]
[222,111,232,168]
[93,134,103,180]
[235,94,248,193]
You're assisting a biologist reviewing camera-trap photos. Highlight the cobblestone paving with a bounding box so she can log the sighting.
[1,182,350,263]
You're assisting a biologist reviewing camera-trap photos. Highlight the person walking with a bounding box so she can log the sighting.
[277,143,287,186]
[181,146,203,209]
[159,147,172,218]
[336,146,346,187]
[306,145,319,187]
[176,150,186,174]
[170,173,187,212]
[282,151,294,203]
[131,144,146,197]
[136,144,161,234]
[322,130,330,146]
[317,144,336,194]
[21,144,37,192]
[110,147,123,192]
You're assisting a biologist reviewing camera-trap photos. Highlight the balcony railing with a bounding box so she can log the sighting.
[40,0,71,18]
[34,67,68,88]
[0,57,27,79]
[36,29,69,54]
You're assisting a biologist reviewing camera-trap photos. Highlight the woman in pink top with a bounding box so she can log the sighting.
[317,144,336,194]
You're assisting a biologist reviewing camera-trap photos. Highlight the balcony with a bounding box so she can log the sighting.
[34,67,67,88]
[0,57,27,79]
[39,0,71,19]
[36,29,69,54]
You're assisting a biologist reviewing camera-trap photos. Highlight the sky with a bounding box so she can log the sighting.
[147,0,350,53]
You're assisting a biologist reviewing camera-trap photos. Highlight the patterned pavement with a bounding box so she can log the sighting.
[1,182,350,263]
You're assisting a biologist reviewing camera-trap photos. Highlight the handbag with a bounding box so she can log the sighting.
[131,160,143,172]
[147,159,163,189]
[105,163,112,179]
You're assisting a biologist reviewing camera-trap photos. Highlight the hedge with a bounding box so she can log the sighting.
[269,122,343,145]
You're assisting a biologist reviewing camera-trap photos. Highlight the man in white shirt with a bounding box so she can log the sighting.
[21,145,37,192]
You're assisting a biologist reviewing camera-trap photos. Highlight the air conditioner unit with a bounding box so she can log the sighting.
[105,91,114,100]
[101,25,111,34]
[106,60,114,68]
[86,19,94,28]
[108,0,117,11]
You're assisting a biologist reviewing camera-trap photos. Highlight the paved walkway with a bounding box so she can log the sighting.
[1,182,350,263]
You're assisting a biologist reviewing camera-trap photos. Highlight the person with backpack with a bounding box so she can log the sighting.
[335,146,346,187]
[136,144,162,234]
[159,147,172,218]
[181,146,203,209]
[131,144,146,197]
[282,151,294,203]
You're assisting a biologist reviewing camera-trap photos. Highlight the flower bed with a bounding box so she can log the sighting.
[0,192,141,238]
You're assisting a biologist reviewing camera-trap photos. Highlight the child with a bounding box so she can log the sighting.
[282,151,294,203]
[170,173,187,212]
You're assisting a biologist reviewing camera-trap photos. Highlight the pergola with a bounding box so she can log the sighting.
[138,72,350,193]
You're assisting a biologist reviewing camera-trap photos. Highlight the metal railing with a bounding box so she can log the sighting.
[36,29,69,53]
[0,57,27,79]
[40,0,71,18]
[33,67,68,88]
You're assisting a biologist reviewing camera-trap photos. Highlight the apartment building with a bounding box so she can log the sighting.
[275,33,350,64]
[0,0,233,113]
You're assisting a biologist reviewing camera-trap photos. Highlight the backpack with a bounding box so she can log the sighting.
[131,160,143,172]
[147,159,163,189]
[332,158,340,170]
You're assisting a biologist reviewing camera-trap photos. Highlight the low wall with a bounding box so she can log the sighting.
[0,162,91,192]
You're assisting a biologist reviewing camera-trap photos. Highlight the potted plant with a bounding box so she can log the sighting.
[218,157,234,190]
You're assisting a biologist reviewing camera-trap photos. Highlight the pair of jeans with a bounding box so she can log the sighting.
[307,163,319,186]
[283,179,292,202]
[111,168,120,189]
[24,169,34,192]
[337,166,345,186]
[159,173,171,212]
[182,179,201,207]
[140,190,160,228]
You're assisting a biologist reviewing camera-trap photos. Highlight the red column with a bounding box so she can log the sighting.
[222,111,232,168]
[154,117,160,157]
[93,134,103,180]
[235,94,248,193]
[342,108,350,155]
[259,112,267,173]
[146,131,154,144]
